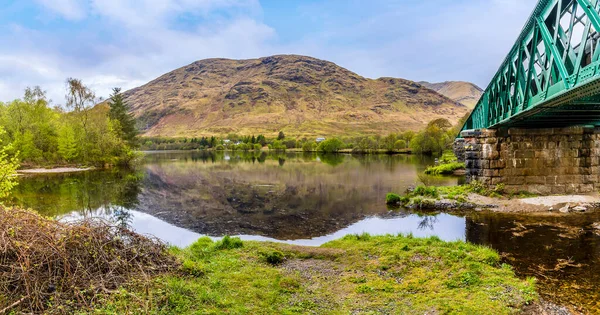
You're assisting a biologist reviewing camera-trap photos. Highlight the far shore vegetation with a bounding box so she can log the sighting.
[140,116,467,157]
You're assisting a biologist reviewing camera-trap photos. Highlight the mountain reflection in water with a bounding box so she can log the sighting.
[10,151,600,313]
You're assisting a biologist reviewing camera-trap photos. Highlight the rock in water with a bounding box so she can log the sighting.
[572,206,587,212]
[559,204,570,213]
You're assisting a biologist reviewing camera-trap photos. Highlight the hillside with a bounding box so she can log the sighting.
[419,81,483,109]
[124,55,470,137]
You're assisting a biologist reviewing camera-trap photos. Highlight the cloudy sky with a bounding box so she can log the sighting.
[1,0,537,104]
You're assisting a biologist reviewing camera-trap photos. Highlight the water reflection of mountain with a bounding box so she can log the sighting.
[133,152,442,239]
[12,152,457,240]
[466,213,600,313]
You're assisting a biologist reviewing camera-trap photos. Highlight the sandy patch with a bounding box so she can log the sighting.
[469,194,600,213]
[18,167,93,174]
[519,195,600,207]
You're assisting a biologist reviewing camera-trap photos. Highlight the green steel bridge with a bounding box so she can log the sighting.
[462,0,600,131]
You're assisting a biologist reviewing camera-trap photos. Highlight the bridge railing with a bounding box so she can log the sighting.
[462,0,600,131]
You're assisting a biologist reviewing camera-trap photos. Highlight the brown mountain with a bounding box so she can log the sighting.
[124,55,470,137]
[419,81,483,109]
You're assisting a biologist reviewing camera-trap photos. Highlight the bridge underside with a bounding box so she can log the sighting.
[499,83,600,128]
[462,0,600,131]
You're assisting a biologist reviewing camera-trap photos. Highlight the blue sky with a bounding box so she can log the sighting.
[0,0,536,103]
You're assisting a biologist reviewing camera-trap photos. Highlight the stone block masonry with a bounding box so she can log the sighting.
[455,127,600,195]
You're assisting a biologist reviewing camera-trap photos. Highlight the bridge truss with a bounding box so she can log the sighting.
[463,0,600,130]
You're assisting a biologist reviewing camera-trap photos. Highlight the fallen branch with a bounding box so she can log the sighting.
[0,296,26,314]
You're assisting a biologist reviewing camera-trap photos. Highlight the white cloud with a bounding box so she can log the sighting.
[35,0,86,20]
[0,0,539,103]
[0,0,272,103]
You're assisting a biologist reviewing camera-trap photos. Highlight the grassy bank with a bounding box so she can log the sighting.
[386,182,539,211]
[96,235,536,314]
[0,208,537,314]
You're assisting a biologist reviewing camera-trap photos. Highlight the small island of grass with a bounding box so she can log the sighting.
[424,151,465,176]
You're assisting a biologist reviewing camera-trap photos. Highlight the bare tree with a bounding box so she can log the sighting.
[65,78,97,161]
[65,78,96,113]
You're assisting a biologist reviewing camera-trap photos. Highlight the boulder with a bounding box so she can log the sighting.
[559,204,570,213]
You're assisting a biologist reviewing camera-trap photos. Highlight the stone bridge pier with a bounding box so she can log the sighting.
[454,127,600,195]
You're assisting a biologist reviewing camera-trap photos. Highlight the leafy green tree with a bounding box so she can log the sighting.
[394,140,407,150]
[270,140,286,152]
[277,131,285,140]
[0,127,18,199]
[382,134,397,152]
[108,88,138,147]
[14,130,41,162]
[410,118,454,155]
[57,124,78,162]
[317,138,344,153]
[302,141,316,152]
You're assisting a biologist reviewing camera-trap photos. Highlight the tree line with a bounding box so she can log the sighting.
[139,117,463,155]
[0,79,138,185]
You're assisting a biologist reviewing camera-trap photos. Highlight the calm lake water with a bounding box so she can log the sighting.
[10,151,600,313]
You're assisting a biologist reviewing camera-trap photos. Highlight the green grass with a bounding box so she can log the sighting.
[424,162,466,175]
[424,151,465,175]
[93,234,537,314]
[387,182,507,207]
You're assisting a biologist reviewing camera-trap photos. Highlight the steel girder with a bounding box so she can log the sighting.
[461,0,600,132]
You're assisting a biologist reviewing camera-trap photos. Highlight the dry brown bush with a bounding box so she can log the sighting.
[0,207,178,313]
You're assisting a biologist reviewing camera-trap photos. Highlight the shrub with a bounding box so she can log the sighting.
[254,143,262,151]
[284,140,297,149]
[213,235,243,250]
[317,138,344,153]
[439,151,459,164]
[181,259,205,277]
[261,250,285,265]
[215,144,225,151]
[189,237,214,259]
[413,186,439,198]
[238,143,249,151]
[386,193,402,205]
[302,141,316,152]
[424,162,466,175]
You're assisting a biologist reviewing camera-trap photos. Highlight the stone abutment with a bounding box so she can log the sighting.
[454,127,600,195]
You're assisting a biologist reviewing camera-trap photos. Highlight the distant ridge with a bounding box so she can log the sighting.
[419,81,483,109]
[123,55,470,137]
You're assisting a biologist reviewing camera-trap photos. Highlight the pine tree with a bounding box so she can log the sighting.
[108,88,138,147]
[257,135,267,146]
[278,131,285,140]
